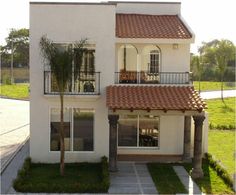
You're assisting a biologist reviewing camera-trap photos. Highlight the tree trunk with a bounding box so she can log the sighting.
[59,93,65,176]
[221,74,224,103]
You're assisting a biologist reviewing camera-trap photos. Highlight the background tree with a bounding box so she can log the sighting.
[214,40,235,101]
[1,28,29,67]
[191,55,204,93]
[40,35,86,176]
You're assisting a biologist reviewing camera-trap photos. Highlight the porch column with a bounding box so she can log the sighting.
[191,115,205,179]
[183,116,191,162]
[108,115,119,172]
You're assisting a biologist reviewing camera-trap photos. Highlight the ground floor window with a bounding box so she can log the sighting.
[50,108,94,151]
[118,115,159,147]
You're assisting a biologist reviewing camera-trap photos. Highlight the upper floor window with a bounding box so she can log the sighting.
[149,50,160,73]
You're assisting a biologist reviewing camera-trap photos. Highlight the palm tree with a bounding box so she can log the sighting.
[39,35,86,176]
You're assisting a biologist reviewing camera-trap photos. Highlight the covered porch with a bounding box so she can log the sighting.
[106,85,207,179]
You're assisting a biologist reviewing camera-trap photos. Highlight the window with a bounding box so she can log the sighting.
[73,109,94,151]
[50,108,94,151]
[50,108,71,151]
[149,50,160,73]
[118,115,159,148]
[118,115,138,146]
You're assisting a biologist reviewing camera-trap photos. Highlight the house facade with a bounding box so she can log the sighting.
[30,1,208,178]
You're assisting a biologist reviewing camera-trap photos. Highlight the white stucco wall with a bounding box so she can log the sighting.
[30,3,115,162]
[116,43,190,73]
[116,2,181,15]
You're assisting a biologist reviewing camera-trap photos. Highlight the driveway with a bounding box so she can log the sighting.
[200,90,236,99]
[0,98,29,173]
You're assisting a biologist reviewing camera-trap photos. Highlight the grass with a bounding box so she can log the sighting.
[206,98,235,129]
[208,130,235,177]
[0,84,29,99]
[147,163,187,194]
[14,161,109,193]
[193,81,235,91]
[184,160,234,194]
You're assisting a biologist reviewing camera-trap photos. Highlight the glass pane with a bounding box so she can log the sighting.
[118,115,137,147]
[50,108,71,151]
[73,109,94,151]
[139,115,159,147]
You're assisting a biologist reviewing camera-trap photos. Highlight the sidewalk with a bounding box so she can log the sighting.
[200,90,236,99]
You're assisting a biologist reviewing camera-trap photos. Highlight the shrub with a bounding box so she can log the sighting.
[205,153,234,188]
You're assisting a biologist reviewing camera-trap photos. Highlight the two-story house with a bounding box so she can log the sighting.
[30,1,208,178]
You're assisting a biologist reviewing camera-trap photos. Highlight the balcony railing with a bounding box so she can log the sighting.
[44,71,100,95]
[115,71,192,85]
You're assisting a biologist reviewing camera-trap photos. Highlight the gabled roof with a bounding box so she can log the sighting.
[116,14,192,39]
[106,85,206,112]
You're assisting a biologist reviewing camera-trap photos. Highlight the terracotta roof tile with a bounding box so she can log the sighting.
[106,85,206,112]
[116,14,192,39]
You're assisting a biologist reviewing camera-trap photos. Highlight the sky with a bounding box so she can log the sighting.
[0,0,236,53]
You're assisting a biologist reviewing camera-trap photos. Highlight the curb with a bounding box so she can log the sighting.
[1,136,30,174]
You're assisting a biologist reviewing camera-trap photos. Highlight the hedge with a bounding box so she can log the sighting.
[205,153,234,189]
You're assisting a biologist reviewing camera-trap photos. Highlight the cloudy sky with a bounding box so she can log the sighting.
[0,0,236,53]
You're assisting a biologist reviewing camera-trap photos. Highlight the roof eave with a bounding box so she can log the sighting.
[115,37,194,44]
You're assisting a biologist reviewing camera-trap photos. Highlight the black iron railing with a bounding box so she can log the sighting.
[115,71,192,84]
[44,71,100,95]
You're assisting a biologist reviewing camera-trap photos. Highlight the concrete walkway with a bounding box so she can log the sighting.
[200,89,236,99]
[173,166,203,195]
[1,140,29,194]
[109,162,157,194]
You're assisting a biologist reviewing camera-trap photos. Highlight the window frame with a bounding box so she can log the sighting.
[49,107,95,153]
[117,115,160,149]
[149,49,160,73]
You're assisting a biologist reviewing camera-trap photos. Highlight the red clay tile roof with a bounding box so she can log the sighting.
[106,85,206,112]
[116,14,192,39]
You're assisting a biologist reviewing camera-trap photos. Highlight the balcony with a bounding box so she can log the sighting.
[44,71,100,95]
[115,71,192,85]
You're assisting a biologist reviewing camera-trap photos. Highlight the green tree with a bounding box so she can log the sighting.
[214,40,235,101]
[2,28,29,67]
[39,35,86,176]
[191,55,204,93]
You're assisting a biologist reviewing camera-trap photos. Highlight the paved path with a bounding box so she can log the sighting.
[0,98,29,173]
[109,162,157,194]
[1,140,29,194]
[200,90,236,99]
[173,166,203,195]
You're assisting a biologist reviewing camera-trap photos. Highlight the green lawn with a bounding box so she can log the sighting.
[0,84,29,99]
[206,98,235,129]
[193,81,235,91]
[14,162,108,193]
[208,130,235,177]
[184,161,234,194]
[147,163,187,194]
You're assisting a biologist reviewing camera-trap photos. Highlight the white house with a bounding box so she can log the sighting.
[30,1,208,178]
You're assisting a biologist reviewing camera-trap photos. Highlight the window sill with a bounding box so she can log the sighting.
[118,146,159,150]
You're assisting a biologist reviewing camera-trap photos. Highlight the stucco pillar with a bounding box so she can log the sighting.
[183,116,191,162]
[191,115,205,179]
[108,115,119,172]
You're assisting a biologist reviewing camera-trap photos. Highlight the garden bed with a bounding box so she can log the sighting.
[13,157,109,193]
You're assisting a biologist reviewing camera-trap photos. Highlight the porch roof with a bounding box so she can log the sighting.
[106,85,207,112]
[116,14,192,39]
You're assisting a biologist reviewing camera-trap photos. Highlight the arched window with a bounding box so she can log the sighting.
[149,50,160,73]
